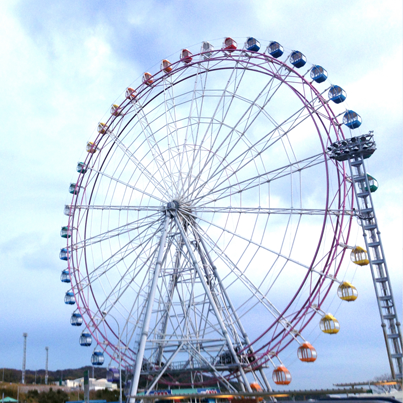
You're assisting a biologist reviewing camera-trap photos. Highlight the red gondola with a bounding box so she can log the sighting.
[180,49,193,64]
[223,37,237,52]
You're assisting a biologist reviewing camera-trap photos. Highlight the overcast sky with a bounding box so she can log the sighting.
[0,0,402,391]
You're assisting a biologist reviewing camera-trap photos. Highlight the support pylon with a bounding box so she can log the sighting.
[328,133,402,379]
[45,347,49,385]
[22,333,28,384]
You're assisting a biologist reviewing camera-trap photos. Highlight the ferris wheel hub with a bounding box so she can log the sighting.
[167,200,180,211]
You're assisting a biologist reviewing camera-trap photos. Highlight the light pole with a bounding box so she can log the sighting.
[102,311,122,403]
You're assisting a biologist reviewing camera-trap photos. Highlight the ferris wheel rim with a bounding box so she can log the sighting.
[64,45,354,377]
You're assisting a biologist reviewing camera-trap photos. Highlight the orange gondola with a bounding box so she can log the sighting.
[250,382,262,392]
[272,365,291,385]
[143,72,153,86]
[125,87,137,101]
[297,342,317,362]
[161,59,172,73]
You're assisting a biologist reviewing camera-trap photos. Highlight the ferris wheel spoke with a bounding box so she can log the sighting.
[102,130,171,200]
[132,101,179,198]
[113,221,181,344]
[72,205,163,212]
[190,206,354,216]
[87,164,167,204]
[180,59,252,198]
[89,230,162,326]
[195,214,310,270]
[181,67,212,195]
[186,64,294,199]
[199,208,334,284]
[190,91,328,202]
[162,78,187,195]
[71,212,161,250]
[193,152,325,207]
[74,219,160,286]
[193,224,301,343]
[76,239,159,313]
[80,218,163,290]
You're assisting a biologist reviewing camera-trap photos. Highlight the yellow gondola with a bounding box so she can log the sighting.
[351,246,369,266]
[337,281,358,301]
[320,313,340,334]
[97,122,108,134]
[110,104,122,116]
[86,141,97,154]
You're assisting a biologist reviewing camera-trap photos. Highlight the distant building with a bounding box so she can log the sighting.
[63,378,117,391]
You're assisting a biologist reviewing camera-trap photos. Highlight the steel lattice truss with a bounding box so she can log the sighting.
[63,46,358,394]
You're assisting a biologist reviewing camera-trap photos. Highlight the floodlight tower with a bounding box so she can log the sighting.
[22,333,28,384]
[45,347,49,385]
[328,132,403,380]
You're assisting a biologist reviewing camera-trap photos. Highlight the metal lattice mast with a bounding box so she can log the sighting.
[328,133,402,380]
[45,347,49,385]
[22,333,27,384]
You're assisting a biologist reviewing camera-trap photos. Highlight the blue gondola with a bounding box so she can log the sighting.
[71,313,83,326]
[61,269,70,283]
[245,37,260,52]
[69,183,80,195]
[328,85,347,104]
[64,291,75,305]
[107,367,120,383]
[76,162,87,174]
[343,110,362,129]
[91,351,105,366]
[266,41,284,58]
[290,51,307,68]
[60,226,72,238]
[310,65,328,83]
[59,248,70,261]
[79,332,92,347]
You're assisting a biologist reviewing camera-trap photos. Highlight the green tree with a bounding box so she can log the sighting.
[37,388,69,403]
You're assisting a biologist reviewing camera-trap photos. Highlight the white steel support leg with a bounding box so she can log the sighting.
[129,215,170,402]
[197,234,273,394]
[173,213,252,392]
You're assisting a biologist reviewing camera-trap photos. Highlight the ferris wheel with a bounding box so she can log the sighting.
[60,36,372,395]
